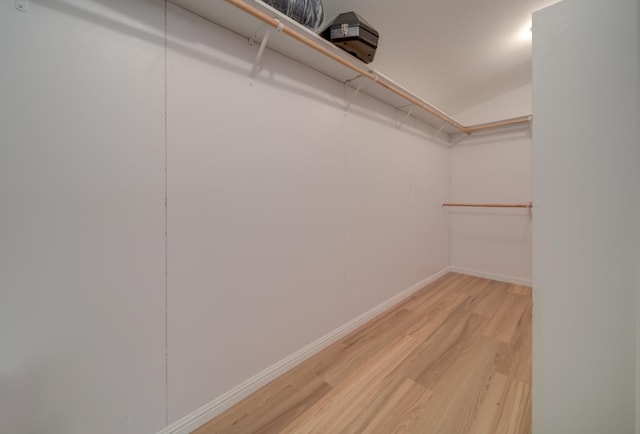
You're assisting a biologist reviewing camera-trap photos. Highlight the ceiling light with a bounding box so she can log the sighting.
[518,20,533,42]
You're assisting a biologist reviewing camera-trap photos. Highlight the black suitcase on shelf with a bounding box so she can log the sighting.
[321,12,379,64]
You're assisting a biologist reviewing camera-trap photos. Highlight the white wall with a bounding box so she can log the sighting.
[637,3,640,431]
[0,1,451,432]
[0,1,167,433]
[453,83,532,126]
[533,1,640,433]
[165,4,450,424]
[449,127,532,285]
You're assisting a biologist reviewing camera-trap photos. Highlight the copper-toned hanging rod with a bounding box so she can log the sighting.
[225,0,472,134]
[225,0,534,136]
[465,115,532,133]
[442,202,533,208]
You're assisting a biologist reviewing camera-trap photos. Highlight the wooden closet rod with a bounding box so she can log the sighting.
[442,203,533,208]
[226,0,532,136]
[465,115,532,133]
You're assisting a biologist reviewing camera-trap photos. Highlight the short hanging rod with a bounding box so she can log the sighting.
[442,202,533,208]
[465,115,532,133]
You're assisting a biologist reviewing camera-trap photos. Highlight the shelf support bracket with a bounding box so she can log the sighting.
[344,77,365,112]
[432,124,446,139]
[344,80,364,112]
[250,29,271,78]
[249,19,284,79]
[449,132,469,146]
[395,107,414,130]
[248,25,268,48]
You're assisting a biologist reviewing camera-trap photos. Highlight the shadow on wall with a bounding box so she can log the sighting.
[0,363,70,434]
[446,209,532,243]
[446,209,532,218]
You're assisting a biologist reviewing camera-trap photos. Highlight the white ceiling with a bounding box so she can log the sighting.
[321,0,559,115]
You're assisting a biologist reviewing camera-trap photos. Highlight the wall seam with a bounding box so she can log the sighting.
[342,86,348,317]
[164,0,169,427]
[448,135,453,269]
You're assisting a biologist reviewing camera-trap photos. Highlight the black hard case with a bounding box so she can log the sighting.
[321,12,379,64]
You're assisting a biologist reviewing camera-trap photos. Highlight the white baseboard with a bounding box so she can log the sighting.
[450,266,532,287]
[156,266,451,434]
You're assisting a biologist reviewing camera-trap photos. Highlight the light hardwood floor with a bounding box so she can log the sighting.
[196,273,532,434]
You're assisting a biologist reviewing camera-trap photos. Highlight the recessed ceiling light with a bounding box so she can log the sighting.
[518,20,533,42]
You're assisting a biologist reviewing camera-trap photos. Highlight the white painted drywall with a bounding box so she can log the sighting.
[3,1,544,431]
[165,4,450,423]
[533,1,640,433]
[449,127,532,285]
[637,4,640,432]
[453,83,532,126]
[0,1,167,433]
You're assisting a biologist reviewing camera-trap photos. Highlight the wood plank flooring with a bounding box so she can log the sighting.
[195,273,532,434]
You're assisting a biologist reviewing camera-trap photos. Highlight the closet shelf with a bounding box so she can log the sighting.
[169,0,531,138]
